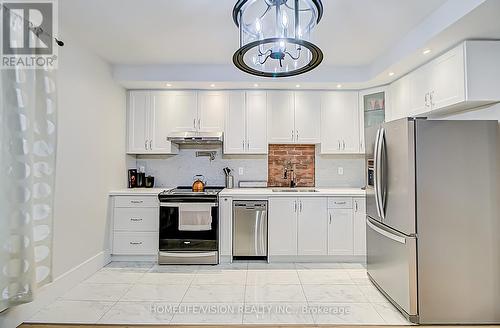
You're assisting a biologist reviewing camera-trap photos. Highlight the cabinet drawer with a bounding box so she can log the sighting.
[114,196,158,208]
[114,207,158,231]
[112,232,158,255]
[328,197,352,209]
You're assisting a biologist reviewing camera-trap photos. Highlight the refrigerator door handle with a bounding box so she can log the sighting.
[367,218,406,244]
[373,128,382,218]
[379,128,386,220]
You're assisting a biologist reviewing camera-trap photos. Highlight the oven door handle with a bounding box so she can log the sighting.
[160,203,218,207]
[159,251,218,258]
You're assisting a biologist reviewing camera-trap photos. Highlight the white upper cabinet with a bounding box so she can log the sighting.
[388,75,411,122]
[267,91,321,144]
[162,91,198,132]
[127,91,150,154]
[127,91,179,154]
[320,91,360,154]
[198,91,227,132]
[297,197,328,255]
[224,91,267,155]
[246,91,268,154]
[224,92,246,154]
[267,91,295,143]
[294,92,321,144]
[406,41,500,117]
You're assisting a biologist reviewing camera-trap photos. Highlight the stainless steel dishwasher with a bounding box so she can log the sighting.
[232,201,268,260]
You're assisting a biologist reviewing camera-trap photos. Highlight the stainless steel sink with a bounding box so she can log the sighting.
[272,188,318,192]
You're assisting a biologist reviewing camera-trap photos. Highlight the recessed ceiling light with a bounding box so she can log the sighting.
[388,72,395,76]
[336,84,342,88]
[166,83,172,87]
[295,84,301,88]
[423,49,432,55]
[210,84,216,88]
[253,83,259,87]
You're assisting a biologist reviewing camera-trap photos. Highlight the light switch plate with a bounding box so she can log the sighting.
[238,167,244,175]
[338,167,344,175]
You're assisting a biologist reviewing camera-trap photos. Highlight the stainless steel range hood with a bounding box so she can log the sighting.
[167,131,223,144]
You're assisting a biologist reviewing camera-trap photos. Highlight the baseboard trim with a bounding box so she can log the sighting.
[0,251,110,328]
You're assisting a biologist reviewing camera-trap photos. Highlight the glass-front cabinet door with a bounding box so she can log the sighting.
[358,86,388,154]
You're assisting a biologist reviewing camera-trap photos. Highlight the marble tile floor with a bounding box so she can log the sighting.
[26,261,412,325]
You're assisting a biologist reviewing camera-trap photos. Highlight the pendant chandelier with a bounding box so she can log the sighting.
[232,0,324,78]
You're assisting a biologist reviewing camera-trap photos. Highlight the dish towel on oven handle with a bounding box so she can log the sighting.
[178,203,213,231]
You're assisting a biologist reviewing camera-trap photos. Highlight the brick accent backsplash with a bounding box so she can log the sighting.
[268,144,315,187]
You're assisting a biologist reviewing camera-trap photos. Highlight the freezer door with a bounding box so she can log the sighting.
[378,118,416,235]
[366,217,418,322]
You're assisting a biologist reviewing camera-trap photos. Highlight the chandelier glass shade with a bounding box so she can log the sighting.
[233,0,323,78]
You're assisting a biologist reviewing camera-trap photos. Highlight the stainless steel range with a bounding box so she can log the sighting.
[158,186,224,265]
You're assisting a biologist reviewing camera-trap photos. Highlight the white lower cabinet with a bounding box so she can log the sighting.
[111,195,159,256]
[353,197,367,256]
[269,197,298,256]
[297,198,328,255]
[328,208,353,256]
[219,196,233,257]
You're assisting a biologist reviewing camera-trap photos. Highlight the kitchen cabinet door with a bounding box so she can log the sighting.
[198,91,227,132]
[294,92,321,144]
[428,45,465,110]
[388,75,410,122]
[409,63,432,116]
[320,91,360,154]
[224,92,246,154]
[353,197,367,256]
[246,91,268,154]
[328,208,354,256]
[269,197,298,256]
[127,91,150,154]
[150,92,179,154]
[219,196,233,257]
[163,91,198,132]
[297,197,328,255]
[267,91,295,144]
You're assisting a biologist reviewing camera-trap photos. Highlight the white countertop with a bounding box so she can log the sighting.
[219,187,365,197]
[109,188,171,196]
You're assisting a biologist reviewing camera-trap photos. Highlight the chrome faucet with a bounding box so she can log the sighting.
[283,161,297,188]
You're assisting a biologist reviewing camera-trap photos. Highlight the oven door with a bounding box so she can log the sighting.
[159,202,219,252]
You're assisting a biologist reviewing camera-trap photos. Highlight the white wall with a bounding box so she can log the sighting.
[52,34,127,277]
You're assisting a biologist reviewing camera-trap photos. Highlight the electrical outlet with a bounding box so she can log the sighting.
[238,167,244,176]
[337,167,344,175]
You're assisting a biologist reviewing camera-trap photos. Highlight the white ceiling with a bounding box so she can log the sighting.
[59,0,500,89]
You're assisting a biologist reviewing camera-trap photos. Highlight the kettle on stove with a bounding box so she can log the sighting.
[192,175,206,192]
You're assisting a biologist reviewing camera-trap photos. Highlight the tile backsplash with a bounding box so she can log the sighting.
[268,144,315,187]
[132,145,365,188]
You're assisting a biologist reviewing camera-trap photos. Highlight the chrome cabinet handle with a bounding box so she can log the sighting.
[430,91,435,107]
[338,140,341,150]
[130,200,143,204]
[329,213,332,224]
[193,118,196,129]
[335,201,346,205]
[242,140,245,150]
[296,130,299,142]
[294,201,297,212]
[129,241,143,245]
[355,200,358,212]
[291,130,294,141]
[130,218,143,222]
[299,200,303,212]
[198,118,201,130]
[149,140,152,150]
[342,140,346,150]
[145,140,148,150]
[247,140,250,149]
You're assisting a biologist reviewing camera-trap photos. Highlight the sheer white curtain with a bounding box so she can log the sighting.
[0,33,58,310]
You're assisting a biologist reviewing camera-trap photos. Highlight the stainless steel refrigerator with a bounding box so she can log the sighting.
[366,117,500,324]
